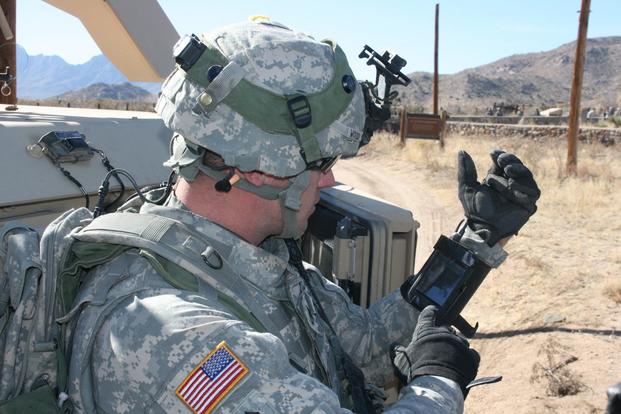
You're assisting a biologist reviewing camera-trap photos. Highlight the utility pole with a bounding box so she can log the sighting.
[433,3,439,116]
[566,0,590,175]
[0,0,16,109]
[433,4,445,148]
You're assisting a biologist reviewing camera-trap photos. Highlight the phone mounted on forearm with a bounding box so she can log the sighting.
[401,235,492,337]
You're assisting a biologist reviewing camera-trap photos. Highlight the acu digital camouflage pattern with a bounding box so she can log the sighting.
[0,226,43,402]
[0,208,93,409]
[66,199,464,413]
[156,20,365,178]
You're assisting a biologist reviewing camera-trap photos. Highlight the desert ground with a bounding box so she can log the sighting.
[333,132,621,413]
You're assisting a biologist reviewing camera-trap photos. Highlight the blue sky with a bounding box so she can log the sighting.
[16,0,621,81]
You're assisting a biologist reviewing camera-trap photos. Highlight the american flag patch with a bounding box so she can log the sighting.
[176,341,249,414]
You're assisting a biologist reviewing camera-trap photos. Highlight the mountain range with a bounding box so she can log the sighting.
[395,36,621,113]
[16,45,160,99]
[16,37,621,112]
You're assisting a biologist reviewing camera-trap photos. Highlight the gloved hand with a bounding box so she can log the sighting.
[457,150,540,246]
[391,306,480,396]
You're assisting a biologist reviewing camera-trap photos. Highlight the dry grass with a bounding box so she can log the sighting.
[603,281,621,304]
[530,337,585,397]
[364,131,621,232]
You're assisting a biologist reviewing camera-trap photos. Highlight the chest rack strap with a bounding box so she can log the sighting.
[181,36,355,164]
[285,239,375,414]
[73,212,283,339]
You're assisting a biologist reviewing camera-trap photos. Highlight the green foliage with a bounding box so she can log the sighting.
[610,116,621,128]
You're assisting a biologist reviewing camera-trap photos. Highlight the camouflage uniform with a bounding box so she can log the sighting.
[66,197,463,413]
[66,20,464,413]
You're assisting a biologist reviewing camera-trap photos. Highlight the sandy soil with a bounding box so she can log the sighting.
[333,144,620,413]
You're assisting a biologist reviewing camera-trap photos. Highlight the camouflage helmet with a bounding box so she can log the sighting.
[156,18,365,179]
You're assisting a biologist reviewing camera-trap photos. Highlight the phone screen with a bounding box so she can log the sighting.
[415,258,465,306]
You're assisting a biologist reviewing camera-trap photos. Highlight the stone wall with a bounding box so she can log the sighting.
[446,121,620,145]
[448,115,613,126]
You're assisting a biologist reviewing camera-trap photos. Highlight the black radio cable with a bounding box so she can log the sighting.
[52,160,90,209]
[121,170,176,207]
[92,147,125,212]
[94,169,150,217]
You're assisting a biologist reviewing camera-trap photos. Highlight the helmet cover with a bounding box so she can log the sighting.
[157,20,365,178]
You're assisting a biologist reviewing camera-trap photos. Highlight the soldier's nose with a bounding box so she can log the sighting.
[318,170,336,188]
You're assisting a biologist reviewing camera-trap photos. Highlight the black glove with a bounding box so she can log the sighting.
[391,306,480,396]
[457,150,540,246]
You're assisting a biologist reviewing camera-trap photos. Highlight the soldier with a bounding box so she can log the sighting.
[66,20,539,413]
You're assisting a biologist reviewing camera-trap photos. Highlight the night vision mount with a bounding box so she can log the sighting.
[358,45,411,145]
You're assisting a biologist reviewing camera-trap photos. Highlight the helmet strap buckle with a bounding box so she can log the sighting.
[287,94,312,128]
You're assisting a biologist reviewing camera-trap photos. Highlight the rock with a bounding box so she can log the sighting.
[543,314,566,325]
[540,108,563,116]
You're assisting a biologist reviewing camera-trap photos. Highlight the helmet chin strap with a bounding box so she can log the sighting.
[275,170,310,239]
[180,160,311,239]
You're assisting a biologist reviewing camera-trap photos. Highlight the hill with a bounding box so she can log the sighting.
[54,82,156,102]
[395,36,621,113]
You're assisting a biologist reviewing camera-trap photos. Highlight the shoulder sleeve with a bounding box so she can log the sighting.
[387,376,464,413]
[90,290,352,414]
